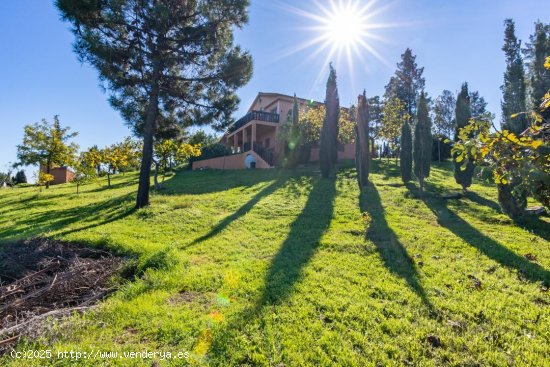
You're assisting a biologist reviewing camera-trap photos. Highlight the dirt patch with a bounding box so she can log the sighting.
[0,238,123,350]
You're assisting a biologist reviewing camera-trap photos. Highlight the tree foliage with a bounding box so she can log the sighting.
[454,56,550,218]
[57,0,253,208]
[13,170,27,185]
[153,139,200,185]
[367,96,382,155]
[523,21,550,112]
[433,90,456,162]
[16,115,79,189]
[433,90,455,139]
[453,83,475,191]
[469,90,489,118]
[501,19,528,135]
[297,105,355,146]
[381,97,409,159]
[384,48,425,116]
[278,95,302,168]
[82,145,104,175]
[37,172,54,189]
[0,172,12,187]
[72,155,97,194]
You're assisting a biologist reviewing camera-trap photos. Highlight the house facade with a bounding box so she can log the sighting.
[192,92,355,170]
[39,164,75,185]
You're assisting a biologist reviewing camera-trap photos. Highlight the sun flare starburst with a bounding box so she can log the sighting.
[278,0,402,92]
[323,5,365,47]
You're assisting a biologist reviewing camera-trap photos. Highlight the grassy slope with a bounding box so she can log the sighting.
[0,162,549,366]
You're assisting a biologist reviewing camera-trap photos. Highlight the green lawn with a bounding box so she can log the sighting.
[1,161,549,366]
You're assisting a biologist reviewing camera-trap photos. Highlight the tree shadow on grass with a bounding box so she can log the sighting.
[207,176,336,364]
[159,169,282,196]
[188,178,287,247]
[360,182,434,311]
[465,191,502,212]
[514,216,550,242]
[417,182,550,284]
[256,176,336,306]
[0,193,135,244]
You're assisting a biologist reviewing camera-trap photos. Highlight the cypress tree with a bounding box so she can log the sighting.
[13,170,27,184]
[498,19,530,217]
[400,120,412,183]
[355,91,370,187]
[524,22,550,118]
[454,83,474,192]
[320,64,340,178]
[413,93,432,194]
[501,19,528,135]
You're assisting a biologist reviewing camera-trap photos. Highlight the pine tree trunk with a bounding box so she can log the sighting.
[438,140,441,163]
[107,173,111,188]
[136,62,161,209]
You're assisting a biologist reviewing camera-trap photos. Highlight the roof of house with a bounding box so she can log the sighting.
[248,92,323,112]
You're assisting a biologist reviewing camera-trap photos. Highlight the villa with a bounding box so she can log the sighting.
[192,92,355,170]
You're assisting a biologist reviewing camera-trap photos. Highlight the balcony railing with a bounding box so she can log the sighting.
[253,142,275,166]
[229,110,280,132]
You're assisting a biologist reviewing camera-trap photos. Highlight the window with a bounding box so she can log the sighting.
[265,138,270,148]
[270,107,277,114]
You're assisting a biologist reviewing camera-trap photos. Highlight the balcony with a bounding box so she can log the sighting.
[229,110,280,132]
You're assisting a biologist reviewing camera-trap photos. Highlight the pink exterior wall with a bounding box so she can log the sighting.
[39,165,75,185]
[192,151,271,170]
[309,142,355,162]
[255,127,277,149]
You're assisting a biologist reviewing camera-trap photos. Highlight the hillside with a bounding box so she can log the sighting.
[1,162,549,366]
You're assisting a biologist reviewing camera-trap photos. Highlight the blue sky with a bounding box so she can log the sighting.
[1,0,548,177]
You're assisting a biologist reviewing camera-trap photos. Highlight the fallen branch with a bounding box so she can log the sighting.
[0,306,94,337]
[0,334,20,346]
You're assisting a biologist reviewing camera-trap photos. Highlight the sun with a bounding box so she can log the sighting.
[322,3,367,48]
[279,0,397,83]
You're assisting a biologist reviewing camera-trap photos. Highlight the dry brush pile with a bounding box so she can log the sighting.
[0,239,123,351]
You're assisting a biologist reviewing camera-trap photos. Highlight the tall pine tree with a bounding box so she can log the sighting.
[57,0,253,208]
[454,83,474,192]
[320,64,340,178]
[501,19,527,135]
[413,93,432,194]
[498,19,532,217]
[469,91,488,118]
[524,22,550,117]
[384,48,425,116]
